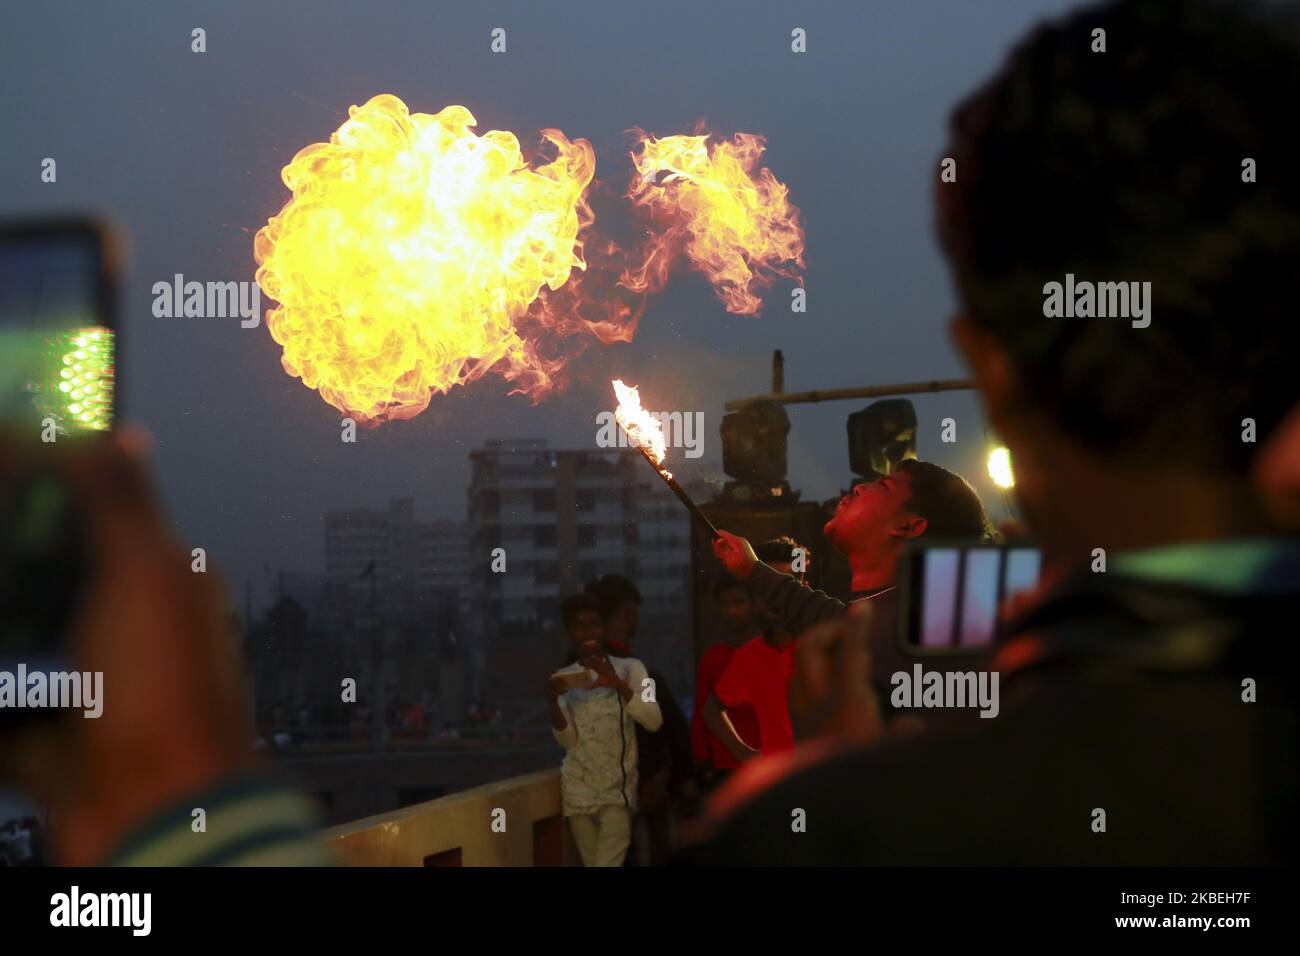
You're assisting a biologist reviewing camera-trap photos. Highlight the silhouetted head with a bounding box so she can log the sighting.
[584,574,641,652]
[939,0,1300,541]
[711,575,754,636]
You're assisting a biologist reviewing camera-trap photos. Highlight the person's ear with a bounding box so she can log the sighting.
[950,314,1018,426]
[891,515,927,540]
[1256,402,1300,528]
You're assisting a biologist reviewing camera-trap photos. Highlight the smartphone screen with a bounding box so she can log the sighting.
[903,542,1042,651]
[0,222,116,434]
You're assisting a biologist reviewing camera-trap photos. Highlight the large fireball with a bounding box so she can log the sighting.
[254,94,599,424]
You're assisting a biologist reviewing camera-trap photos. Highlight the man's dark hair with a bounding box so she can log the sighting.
[584,574,642,618]
[710,574,750,602]
[937,0,1300,473]
[754,536,808,567]
[560,592,605,631]
[896,460,992,539]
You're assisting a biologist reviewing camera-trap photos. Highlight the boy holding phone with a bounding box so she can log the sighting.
[545,593,662,867]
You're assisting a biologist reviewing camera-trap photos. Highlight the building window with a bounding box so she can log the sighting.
[533,489,556,512]
[533,525,557,548]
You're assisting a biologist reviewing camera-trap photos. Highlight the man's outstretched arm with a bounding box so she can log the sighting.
[713,529,847,635]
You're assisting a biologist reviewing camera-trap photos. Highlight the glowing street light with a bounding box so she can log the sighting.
[987,446,1015,490]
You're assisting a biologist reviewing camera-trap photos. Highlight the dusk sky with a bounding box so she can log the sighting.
[1,0,1078,610]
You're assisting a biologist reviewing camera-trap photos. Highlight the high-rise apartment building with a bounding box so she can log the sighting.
[467,440,698,717]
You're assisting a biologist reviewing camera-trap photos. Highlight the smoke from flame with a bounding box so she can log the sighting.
[622,130,805,315]
[254,94,625,424]
[612,379,670,476]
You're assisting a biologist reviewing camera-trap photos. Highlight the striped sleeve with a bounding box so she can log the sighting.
[104,775,335,867]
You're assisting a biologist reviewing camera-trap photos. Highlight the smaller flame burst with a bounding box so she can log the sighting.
[623,130,805,316]
[612,379,670,477]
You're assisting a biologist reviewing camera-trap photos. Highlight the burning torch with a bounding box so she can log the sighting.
[612,380,718,539]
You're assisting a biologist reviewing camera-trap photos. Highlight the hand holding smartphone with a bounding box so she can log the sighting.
[1,218,119,711]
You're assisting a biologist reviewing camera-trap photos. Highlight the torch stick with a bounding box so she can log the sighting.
[630,444,719,539]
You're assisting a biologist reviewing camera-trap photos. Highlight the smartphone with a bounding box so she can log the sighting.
[0,218,119,693]
[0,218,118,435]
[898,539,1041,653]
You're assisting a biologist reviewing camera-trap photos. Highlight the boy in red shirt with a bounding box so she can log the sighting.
[706,622,797,760]
[692,577,763,783]
[701,538,806,762]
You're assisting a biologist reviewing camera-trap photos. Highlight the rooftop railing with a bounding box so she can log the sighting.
[323,768,571,866]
